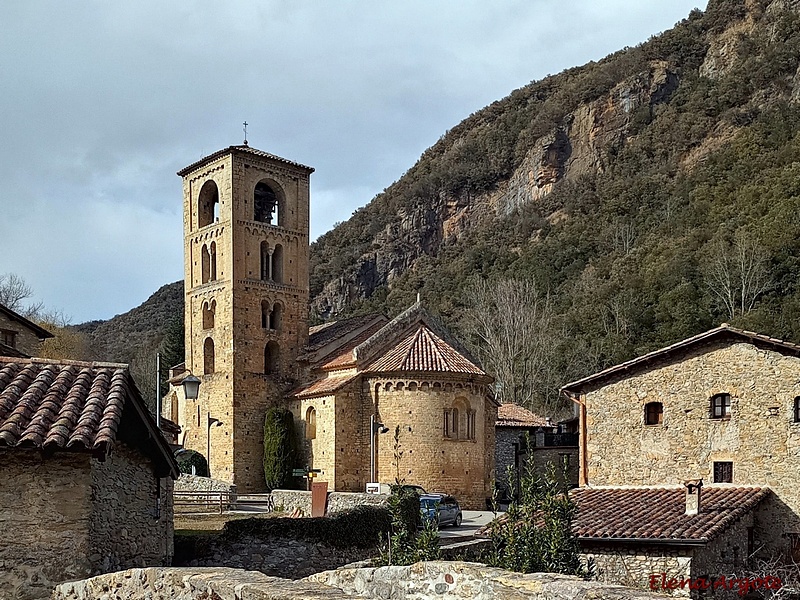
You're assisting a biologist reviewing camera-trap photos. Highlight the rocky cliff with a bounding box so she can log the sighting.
[309,0,796,320]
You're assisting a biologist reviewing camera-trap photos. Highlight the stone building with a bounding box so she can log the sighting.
[173,144,312,492]
[572,484,771,596]
[0,356,179,600]
[169,144,496,502]
[495,403,578,498]
[561,324,800,589]
[290,302,497,510]
[0,302,53,357]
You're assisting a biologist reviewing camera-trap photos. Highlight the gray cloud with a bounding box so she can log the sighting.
[0,0,706,322]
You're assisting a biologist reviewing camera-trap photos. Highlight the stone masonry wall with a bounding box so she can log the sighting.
[581,341,800,556]
[0,311,43,356]
[90,442,174,574]
[271,489,388,515]
[581,544,693,595]
[176,536,375,579]
[53,563,663,600]
[180,148,311,494]
[370,377,495,510]
[175,473,237,496]
[0,450,93,600]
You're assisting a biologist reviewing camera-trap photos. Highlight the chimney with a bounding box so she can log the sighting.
[684,479,703,516]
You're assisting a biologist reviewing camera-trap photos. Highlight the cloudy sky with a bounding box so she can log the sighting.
[1,0,707,323]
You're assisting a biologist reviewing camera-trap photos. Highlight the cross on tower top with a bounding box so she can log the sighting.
[243,121,249,146]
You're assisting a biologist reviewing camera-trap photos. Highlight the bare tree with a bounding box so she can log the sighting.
[462,278,563,417]
[0,273,43,316]
[706,231,771,320]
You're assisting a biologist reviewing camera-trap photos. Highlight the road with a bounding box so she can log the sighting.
[437,510,499,542]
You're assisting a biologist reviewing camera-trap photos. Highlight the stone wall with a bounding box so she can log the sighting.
[369,376,495,510]
[582,544,693,594]
[90,443,174,573]
[0,310,44,356]
[175,535,375,579]
[271,489,388,515]
[530,447,579,488]
[175,473,237,496]
[53,563,662,599]
[580,340,800,556]
[0,450,93,600]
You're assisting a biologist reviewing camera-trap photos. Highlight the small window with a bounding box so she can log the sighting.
[306,407,316,439]
[443,408,459,439]
[710,393,731,419]
[644,402,663,425]
[794,397,800,423]
[1,329,17,348]
[203,337,215,375]
[713,461,733,483]
[466,410,476,440]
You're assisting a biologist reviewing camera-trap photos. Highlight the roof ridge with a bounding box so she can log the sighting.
[0,356,129,369]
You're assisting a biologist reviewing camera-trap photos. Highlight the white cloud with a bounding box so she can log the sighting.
[0,0,707,322]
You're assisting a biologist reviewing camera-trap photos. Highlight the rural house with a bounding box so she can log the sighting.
[561,324,800,592]
[0,302,53,357]
[495,403,579,498]
[0,356,179,600]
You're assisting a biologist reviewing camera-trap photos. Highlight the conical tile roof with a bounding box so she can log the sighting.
[365,323,486,376]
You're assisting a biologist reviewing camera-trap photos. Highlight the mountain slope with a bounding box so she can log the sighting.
[307,0,800,410]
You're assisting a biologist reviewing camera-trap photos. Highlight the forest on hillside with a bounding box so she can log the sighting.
[309,0,800,417]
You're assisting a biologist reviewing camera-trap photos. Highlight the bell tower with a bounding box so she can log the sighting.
[177,144,313,492]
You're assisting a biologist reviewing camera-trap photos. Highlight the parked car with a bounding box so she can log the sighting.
[400,484,427,496]
[419,493,462,528]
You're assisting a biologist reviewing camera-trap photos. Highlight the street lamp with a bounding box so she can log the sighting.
[182,374,201,400]
[369,413,390,484]
[207,413,223,478]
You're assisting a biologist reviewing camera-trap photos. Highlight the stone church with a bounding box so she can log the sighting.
[168,144,496,506]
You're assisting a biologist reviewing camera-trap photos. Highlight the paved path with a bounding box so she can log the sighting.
[438,510,499,542]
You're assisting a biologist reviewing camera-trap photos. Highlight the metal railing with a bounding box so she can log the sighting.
[173,491,238,514]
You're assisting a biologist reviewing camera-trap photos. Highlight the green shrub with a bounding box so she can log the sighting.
[374,485,441,566]
[263,407,299,491]
[175,449,209,477]
[483,462,588,576]
[222,505,391,548]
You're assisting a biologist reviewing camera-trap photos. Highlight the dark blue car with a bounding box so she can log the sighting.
[420,493,462,528]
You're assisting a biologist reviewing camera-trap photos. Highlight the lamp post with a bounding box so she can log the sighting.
[207,413,223,478]
[369,414,389,484]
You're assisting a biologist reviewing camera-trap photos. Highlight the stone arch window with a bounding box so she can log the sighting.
[710,393,731,419]
[466,409,477,440]
[644,401,663,425]
[197,180,219,228]
[794,397,800,423]
[203,337,215,375]
[264,341,280,375]
[201,244,210,284]
[272,244,284,284]
[269,303,283,330]
[261,300,270,328]
[209,242,217,281]
[306,406,317,439]
[260,241,271,281]
[202,300,216,329]
[254,180,283,226]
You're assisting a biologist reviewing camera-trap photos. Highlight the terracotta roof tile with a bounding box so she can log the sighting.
[365,324,486,376]
[290,373,360,399]
[571,486,769,543]
[321,322,387,370]
[0,357,178,477]
[496,403,548,427]
[306,314,386,353]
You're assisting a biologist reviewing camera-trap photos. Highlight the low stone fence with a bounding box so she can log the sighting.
[175,474,237,496]
[271,489,388,515]
[52,563,662,599]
